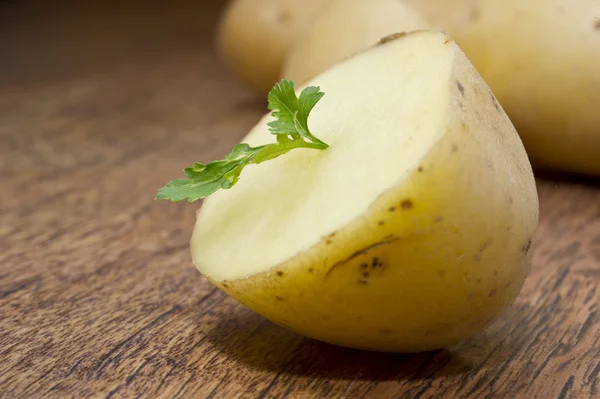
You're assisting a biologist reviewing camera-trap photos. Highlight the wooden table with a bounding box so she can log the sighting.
[1,2,599,398]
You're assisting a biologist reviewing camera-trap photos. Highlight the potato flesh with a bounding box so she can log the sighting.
[194,32,452,281]
[192,31,539,352]
[282,0,429,85]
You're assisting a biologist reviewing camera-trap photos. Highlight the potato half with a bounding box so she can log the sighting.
[216,0,327,97]
[282,0,429,85]
[409,0,600,175]
[192,31,539,352]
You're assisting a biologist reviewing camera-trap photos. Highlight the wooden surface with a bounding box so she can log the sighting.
[1,2,600,398]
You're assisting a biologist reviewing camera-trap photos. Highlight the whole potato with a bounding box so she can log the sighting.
[216,0,327,97]
[191,32,538,352]
[282,0,429,85]
[411,0,600,175]
[403,0,478,33]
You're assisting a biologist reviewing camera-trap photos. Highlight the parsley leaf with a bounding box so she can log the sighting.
[267,80,328,147]
[156,80,328,202]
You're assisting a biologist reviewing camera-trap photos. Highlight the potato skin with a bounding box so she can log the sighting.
[282,0,429,85]
[209,36,539,353]
[216,0,326,97]
[412,0,600,175]
[403,0,478,33]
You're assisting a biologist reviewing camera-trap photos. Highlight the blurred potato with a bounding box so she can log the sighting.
[407,0,600,175]
[282,0,429,85]
[216,0,327,97]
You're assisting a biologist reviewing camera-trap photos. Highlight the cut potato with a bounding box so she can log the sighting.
[192,31,539,352]
[216,0,327,97]
[409,0,600,175]
[282,0,429,85]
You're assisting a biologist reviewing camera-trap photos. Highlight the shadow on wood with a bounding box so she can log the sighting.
[203,303,517,382]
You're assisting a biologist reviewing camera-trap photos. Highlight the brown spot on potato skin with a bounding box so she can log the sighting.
[389,206,396,212]
[378,220,385,226]
[378,32,408,45]
[444,39,451,44]
[594,19,600,30]
[417,166,424,172]
[452,144,458,152]
[474,239,493,262]
[434,216,444,223]
[505,281,512,288]
[308,268,314,273]
[275,296,284,301]
[456,80,465,96]
[359,279,369,285]
[326,236,399,277]
[360,263,369,269]
[470,7,480,22]
[326,239,332,245]
[276,271,284,277]
[488,289,497,297]
[401,199,413,210]
[522,238,533,254]
[362,271,370,278]
[372,257,385,267]
[277,9,291,24]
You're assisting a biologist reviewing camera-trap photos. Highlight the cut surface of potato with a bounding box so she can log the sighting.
[201,32,450,281]
[216,0,326,97]
[192,31,538,352]
[282,0,429,85]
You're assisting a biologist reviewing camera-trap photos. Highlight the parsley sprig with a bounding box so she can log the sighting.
[156,80,328,202]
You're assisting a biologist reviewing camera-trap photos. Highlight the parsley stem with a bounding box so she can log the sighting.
[156,80,328,202]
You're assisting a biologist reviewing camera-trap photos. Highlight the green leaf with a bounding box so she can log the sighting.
[267,80,298,137]
[156,178,225,202]
[267,80,328,147]
[156,80,328,202]
[295,85,326,144]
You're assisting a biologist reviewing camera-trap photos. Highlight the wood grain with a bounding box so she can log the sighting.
[1,2,599,398]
